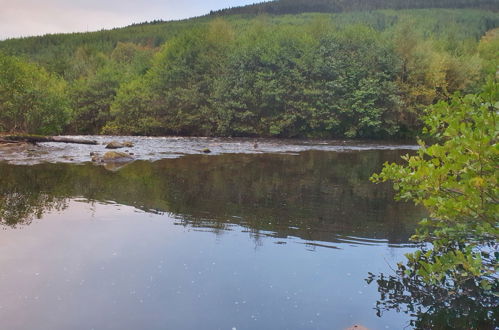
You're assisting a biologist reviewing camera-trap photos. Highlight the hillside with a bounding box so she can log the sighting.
[1,0,497,67]
[1,8,497,77]
[212,0,499,16]
[0,2,498,138]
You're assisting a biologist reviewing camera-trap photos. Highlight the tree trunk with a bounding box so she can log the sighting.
[0,135,98,145]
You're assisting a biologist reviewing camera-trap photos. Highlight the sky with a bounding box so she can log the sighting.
[0,0,257,40]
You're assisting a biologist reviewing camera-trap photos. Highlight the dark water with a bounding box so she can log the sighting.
[0,148,424,329]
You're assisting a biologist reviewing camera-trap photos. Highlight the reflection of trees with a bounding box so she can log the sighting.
[0,191,67,227]
[0,165,70,226]
[366,270,498,329]
[0,150,423,244]
[131,150,424,244]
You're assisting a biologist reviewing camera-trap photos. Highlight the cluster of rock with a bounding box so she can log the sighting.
[90,141,135,165]
[1,137,218,168]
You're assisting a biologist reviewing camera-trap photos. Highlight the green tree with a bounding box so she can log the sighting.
[214,23,315,137]
[70,65,122,134]
[370,81,498,327]
[144,19,235,136]
[103,77,160,135]
[306,25,402,138]
[0,53,70,134]
[70,42,154,134]
[478,27,499,77]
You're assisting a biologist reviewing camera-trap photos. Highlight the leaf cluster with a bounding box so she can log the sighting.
[370,81,498,326]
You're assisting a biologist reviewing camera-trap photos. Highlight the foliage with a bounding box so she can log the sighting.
[366,269,498,328]
[69,65,122,134]
[103,77,159,135]
[370,81,498,327]
[69,43,154,134]
[107,10,498,138]
[150,19,234,135]
[212,0,498,16]
[478,27,499,77]
[0,8,498,137]
[0,53,70,134]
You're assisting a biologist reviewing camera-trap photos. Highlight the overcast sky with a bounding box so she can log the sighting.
[0,0,257,40]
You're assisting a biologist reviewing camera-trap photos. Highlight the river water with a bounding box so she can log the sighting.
[0,137,423,329]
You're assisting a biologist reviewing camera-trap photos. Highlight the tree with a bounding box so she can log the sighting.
[213,23,314,137]
[478,27,499,77]
[70,65,122,134]
[370,81,498,328]
[0,53,70,134]
[144,19,235,136]
[70,42,154,134]
[103,77,160,135]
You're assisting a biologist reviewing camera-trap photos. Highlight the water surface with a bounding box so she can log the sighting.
[0,141,423,329]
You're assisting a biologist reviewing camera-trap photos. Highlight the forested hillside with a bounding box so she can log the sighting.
[0,2,498,137]
[212,0,498,16]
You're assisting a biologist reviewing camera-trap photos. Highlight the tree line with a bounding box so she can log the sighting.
[211,0,498,16]
[0,9,498,137]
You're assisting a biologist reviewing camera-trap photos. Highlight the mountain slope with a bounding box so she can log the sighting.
[211,0,498,16]
[0,2,498,138]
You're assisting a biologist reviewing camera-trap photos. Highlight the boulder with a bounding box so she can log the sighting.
[105,141,134,149]
[105,141,123,149]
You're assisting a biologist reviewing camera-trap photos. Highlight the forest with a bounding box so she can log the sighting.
[0,1,498,327]
[212,0,499,16]
[0,1,498,138]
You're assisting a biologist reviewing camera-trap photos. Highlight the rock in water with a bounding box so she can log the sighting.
[105,141,123,149]
[102,151,134,162]
[202,148,211,153]
[105,141,134,149]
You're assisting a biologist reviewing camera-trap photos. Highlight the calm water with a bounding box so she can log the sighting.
[0,140,424,329]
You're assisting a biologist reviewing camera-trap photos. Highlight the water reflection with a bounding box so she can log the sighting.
[0,149,428,329]
[366,271,498,329]
[0,150,422,246]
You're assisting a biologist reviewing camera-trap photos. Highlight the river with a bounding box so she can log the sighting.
[0,137,423,329]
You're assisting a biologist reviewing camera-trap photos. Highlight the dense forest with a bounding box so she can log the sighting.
[212,0,499,16]
[0,0,498,138]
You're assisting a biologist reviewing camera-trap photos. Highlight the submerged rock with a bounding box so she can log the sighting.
[103,162,131,172]
[102,151,134,162]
